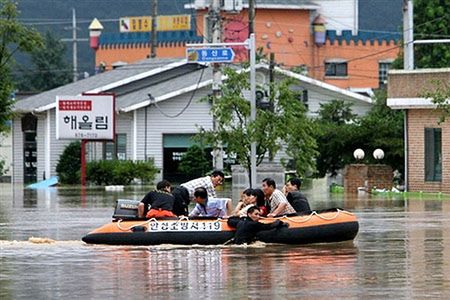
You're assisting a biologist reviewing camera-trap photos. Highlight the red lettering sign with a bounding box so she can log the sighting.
[59,100,92,111]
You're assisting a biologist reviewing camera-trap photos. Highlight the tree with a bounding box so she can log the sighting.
[314,93,404,177]
[313,100,360,177]
[0,0,43,133]
[423,79,450,123]
[414,0,450,69]
[178,145,211,178]
[15,31,72,92]
[392,0,450,69]
[56,141,81,184]
[197,68,317,183]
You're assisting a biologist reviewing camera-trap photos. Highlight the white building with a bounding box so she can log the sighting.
[12,58,371,184]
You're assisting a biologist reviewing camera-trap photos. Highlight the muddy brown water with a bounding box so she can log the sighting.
[1,183,450,299]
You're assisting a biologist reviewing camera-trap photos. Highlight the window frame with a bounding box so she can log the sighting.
[325,61,348,77]
[424,128,442,182]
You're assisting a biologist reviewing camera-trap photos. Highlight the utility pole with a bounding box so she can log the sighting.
[151,0,158,58]
[62,8,88,82]
[403,0,414,70]
[210,0,223,170]
[249,0,255,36]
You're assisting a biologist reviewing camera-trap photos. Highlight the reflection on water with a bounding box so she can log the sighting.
[1,182,450,298]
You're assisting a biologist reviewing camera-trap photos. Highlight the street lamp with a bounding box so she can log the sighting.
[353,148,365,161]
[373,149,385,160]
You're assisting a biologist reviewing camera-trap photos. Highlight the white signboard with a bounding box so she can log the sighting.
[56,94,115,140]
[147,220,222,232]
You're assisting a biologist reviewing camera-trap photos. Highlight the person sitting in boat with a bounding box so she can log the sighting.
[172,170,225,216]
[232,188,254,217]
[284,177,311,214]
[262,178,296,217]
[227,206,287,244]
[251,188,269,217]
[138,180,176,218]
[189,187,232,218]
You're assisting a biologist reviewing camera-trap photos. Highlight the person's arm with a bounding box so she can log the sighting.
[255,220,285,231]
[227,216,241,227]
[138,203,145,218]
[232,201,245,216]
[267,202,287,217]
[189,204,200,217]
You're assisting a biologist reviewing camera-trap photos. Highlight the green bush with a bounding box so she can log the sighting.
[56,141,81,184]
[87,159,158,185]
[178,145,210,178]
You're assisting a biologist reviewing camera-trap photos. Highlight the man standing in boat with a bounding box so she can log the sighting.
[172,170,225,216]
[188,187,232,218]
[138,180,176,218]
[284,177,311,214]
[262,178,296,217]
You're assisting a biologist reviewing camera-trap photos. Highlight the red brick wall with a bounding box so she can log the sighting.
[407,109,450,193]
[343,164,393,193]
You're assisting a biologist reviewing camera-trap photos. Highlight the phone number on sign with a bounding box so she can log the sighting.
[147,221,222,232]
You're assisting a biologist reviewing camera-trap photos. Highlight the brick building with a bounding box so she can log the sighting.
[94,0,401,91]
[387,69,450,193]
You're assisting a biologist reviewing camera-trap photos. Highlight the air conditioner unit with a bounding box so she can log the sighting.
[222,0,243,12]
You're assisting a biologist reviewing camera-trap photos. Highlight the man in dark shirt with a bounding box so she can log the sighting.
[138,180,176,218]
[227,206,287,244]
[284,177,311,214]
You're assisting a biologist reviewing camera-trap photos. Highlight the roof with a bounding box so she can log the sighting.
[14,58,372,114]
[186,0,319,10]
[13,58,184,113]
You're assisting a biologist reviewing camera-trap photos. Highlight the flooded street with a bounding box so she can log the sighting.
[1,183,450,299]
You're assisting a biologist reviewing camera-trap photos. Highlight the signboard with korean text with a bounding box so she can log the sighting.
[56,94,115,140]
[119,15,191,33]
[186,47,235,63]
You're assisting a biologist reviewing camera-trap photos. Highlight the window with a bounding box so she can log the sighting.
[325,62,347,77]
[104,134,127,160]
[378,62,391,87]
[424,128,441,182]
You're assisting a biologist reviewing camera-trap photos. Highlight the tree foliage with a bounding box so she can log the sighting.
[197,68,317,182]
[422,79,450,123]
[0,0,43,133]
[16,31,72,92]
[314,92,404,177]
[56,141,81,184]
[178,145,211,178]
[414,0,450,68]
[392,0,450,69]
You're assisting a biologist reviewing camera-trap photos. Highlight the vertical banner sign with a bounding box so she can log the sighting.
[56,94,115,140]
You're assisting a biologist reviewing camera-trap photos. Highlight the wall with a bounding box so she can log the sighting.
[388,69,450,98]
[343,164,393,193]
[407,109,450,193]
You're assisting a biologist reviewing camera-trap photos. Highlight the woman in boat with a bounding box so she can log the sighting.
[232,188,254,217]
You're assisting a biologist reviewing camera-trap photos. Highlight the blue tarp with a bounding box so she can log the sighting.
[26,176,59,189]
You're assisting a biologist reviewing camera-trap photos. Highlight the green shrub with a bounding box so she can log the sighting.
[87,159,158,185]
[56,141,81,184]
[178,145,210,178]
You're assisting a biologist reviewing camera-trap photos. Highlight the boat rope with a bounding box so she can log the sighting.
[268,209,354,224]
[116,218,159,231]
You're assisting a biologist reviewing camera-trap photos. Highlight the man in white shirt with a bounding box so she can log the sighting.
[189,187,232,218]
[172,170,225,216]
[262,177,296,217]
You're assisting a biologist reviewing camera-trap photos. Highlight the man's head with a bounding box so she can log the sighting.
[262,178,276,197]
[210,170,225,187]
[156,180,171,192]
[285,177,302,192]
[193,187,208,205]
[247,206,261,222]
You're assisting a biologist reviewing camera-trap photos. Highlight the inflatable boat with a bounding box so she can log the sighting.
[82,200,359,246]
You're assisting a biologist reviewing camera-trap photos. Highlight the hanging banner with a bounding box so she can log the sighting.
[119,15,191,32]
[56,94,115,140]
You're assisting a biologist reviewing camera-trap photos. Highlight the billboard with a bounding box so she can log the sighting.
[119,15,191,32]
[56,94,115,140]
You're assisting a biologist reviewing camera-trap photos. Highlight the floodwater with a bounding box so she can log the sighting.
[1,182,450,299]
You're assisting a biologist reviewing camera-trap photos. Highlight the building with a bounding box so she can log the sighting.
[387,68,450,193]
[11,58,371,184]
[94,0,401,91]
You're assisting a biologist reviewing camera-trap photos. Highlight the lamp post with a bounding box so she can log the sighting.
[353,148,365,161]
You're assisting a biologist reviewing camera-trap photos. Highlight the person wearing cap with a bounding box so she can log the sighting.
[284,177,311,214]
[188,187,232,218]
